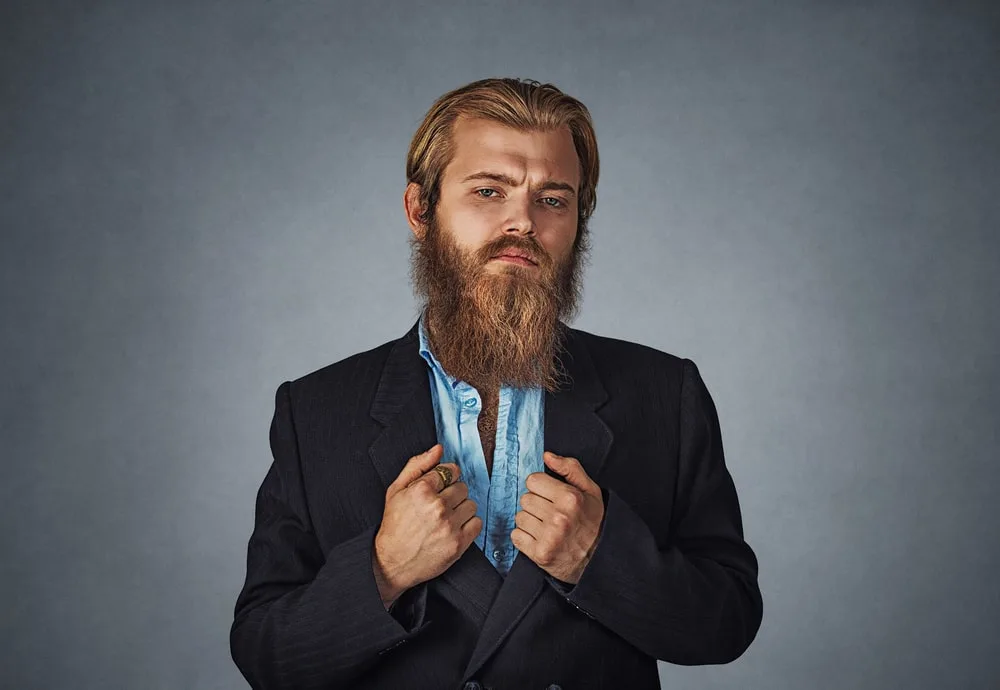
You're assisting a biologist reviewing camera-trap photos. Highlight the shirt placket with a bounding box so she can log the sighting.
[487,390,516,574]
[455,382,490,553]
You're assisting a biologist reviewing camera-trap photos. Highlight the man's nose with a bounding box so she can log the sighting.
[503,208,535,236]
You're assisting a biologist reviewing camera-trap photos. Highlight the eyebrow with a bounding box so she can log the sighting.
[460,171,577,196]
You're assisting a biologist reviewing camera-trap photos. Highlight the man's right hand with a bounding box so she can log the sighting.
[372,444,482,608]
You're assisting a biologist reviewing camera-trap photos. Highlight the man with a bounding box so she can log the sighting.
[230,77,763,690]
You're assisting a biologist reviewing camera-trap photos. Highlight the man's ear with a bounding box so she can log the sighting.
[403,182,428,240]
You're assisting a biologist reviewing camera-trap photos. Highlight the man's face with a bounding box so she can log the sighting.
[429,115,581,275]
[406,116,588,392]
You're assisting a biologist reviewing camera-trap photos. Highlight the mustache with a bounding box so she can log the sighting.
[477,236,549,267]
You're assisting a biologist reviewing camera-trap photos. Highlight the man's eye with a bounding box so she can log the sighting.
[541,197,564,208]
[476,188,499,198]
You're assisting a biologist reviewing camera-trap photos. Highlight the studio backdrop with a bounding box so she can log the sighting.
[1,1,997,688]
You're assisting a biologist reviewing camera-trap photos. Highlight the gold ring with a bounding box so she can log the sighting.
[432,465,453,491]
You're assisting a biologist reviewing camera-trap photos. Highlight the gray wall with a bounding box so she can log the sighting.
[2,1,997,688]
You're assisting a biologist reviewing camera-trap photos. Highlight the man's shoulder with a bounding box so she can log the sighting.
[567,324,688,371]
[285,329,407,397]
[566,325,701,406]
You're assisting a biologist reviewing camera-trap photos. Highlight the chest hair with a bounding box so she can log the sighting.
[477,388,499,479]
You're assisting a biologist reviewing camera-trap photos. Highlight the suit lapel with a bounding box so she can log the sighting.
[368,319,503,624]
[461,322,615,681]
[368,320,436,486]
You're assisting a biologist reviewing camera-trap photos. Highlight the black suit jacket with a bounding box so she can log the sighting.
[230,319,763,690]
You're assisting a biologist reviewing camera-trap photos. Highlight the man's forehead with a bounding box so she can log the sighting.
[446,116,580,186]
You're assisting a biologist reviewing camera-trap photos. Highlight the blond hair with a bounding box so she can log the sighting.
[406,78,599,236]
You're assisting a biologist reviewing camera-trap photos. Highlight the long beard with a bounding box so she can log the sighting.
[409,216,587,393]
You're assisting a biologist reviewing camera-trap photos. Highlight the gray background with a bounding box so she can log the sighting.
[2,1,997,688]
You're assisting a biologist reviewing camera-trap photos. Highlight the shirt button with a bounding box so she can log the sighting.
[492,549,502,559]
[464,398,477,407]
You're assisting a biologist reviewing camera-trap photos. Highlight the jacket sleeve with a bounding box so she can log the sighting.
[230,381,431,690]
[546,358,763,665]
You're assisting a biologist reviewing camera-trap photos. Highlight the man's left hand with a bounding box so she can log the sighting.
[511,451,605,585]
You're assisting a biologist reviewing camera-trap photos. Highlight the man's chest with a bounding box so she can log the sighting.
[477,389,499,477]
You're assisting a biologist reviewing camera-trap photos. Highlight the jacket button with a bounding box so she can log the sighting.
[546,685,563,690]
[463,682,482,690]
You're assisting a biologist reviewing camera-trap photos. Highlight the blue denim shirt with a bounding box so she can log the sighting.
[417,312,545,577]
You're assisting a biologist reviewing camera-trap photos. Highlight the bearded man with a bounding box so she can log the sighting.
[230,77,763,690]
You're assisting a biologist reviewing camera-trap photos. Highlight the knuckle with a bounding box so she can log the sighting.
[431,499,448,520]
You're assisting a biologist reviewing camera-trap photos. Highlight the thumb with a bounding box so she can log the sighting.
[544,451,598,495]
[389,444,443,495]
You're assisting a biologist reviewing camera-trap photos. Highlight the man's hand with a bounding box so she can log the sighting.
[511,451,605,585]
[373,444,482,608]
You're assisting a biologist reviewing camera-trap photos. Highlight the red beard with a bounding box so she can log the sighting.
[408,216,588,392]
